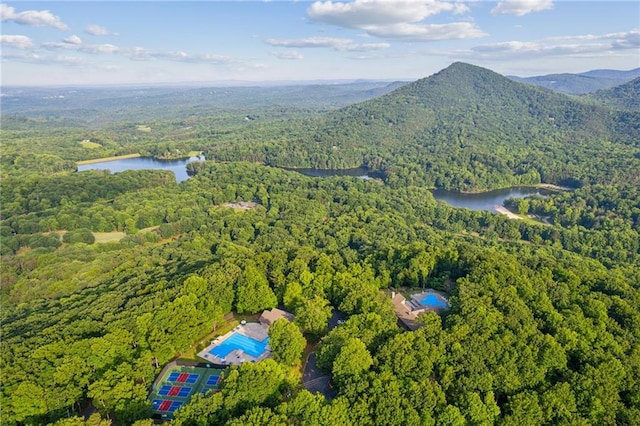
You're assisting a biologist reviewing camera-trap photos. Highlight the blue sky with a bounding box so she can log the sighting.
[1,1,638,86]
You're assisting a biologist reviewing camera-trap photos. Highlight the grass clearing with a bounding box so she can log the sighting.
[79,140,102,149]
[92,231,126,243]
[136,125,152,132]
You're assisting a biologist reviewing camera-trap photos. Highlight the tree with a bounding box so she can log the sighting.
[268,318,306,366]
[293,296,332,337]
[332,338,372,387]
[226,407,287,426]
[235,263,278,314]
[62,228,96,244]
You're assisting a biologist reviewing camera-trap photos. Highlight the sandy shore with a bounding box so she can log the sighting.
[536,183,572,191]
[494,205,521,219]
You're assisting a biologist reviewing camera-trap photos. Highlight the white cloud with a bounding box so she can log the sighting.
[0,3,68,30]
[412,29,640,68]
[64,35,82,45]
[0,51,89,66]
[1,34,34,49]
[265,36,390,51]
[306,0,481,41]
[43,41,120,55]
[471,29,640,58]
[308,0,468,28]
[545,30,640,48]
[272,50,304,60]
[85,24,118,36]
[491,0,553,16]
[123,47,240,65]
[366,22,487,41]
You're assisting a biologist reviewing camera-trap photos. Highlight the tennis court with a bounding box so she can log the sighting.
[150,366,226,418]
[157,385,192,398]
[152,399,184,413]
[167,372,199,384]
[201,374,223,393]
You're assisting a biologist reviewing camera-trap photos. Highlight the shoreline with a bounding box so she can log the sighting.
[76,153,141,165]
[494,205,521,219]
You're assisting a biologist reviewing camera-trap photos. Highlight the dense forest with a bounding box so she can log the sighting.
[1,63,639,425]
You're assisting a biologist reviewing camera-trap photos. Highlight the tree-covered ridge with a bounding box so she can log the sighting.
[293,62,640,190]
[1,162,639,425]
[589,77,640,111]
[2,63,638,192]
[508,67,640,95]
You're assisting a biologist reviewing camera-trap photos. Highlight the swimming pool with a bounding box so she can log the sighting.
[209,332,269,358]
[418,294,448,309]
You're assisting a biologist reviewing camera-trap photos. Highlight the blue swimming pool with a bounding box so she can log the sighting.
[209,332,269,358]
[419,294,448,309]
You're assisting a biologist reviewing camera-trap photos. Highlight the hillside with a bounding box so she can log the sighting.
[286,62,640,190]
[589,77,640,111]
[509,67,640,94]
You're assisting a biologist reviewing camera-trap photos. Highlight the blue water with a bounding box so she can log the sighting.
[209,332,269,358]
[77,155,204,183]
[419,294,448,309]
[431,187,552,213]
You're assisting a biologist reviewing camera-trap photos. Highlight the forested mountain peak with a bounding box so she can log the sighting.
[305,62,640,189]
[394,61,524,102]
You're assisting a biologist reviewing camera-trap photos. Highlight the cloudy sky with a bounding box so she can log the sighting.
[1,1,638,86]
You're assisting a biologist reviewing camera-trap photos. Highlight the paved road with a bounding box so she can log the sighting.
[302,352,336,400]
[302,309,345,400]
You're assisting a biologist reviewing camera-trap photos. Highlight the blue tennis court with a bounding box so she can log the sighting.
[152,399,185,413]
[209,332,269,358]
[206,375,221,386]
[167,372,199,384]
[157,385,191,398]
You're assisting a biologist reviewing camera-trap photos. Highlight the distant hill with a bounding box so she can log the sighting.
[284,62,640,190]
[588,77,640,111]
[0,81,407,125]
[509,68,640,95]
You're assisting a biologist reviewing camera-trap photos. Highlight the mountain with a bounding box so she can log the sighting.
[509,68,640,95]
[281,62,640,190]
[588,77,640,111]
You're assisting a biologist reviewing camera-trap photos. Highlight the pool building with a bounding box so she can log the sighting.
[197,308,293,366]
[392,289,450,330]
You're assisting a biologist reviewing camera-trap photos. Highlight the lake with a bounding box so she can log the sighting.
[431,187,552,213]
[77,155,205,183]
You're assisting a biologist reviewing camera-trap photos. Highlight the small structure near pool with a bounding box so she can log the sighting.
[392,289,450,331]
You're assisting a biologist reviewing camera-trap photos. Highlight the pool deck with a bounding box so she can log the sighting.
[197,322,272,366]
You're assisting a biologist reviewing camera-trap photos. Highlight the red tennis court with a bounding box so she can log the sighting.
[158,400,172,411]
[176,372,189,383]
